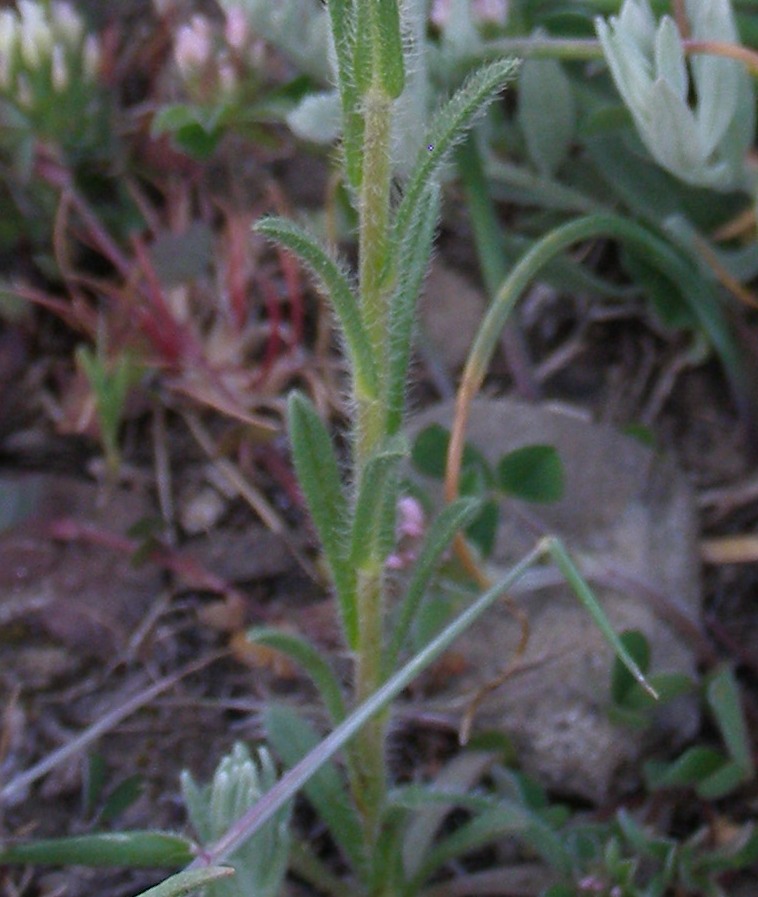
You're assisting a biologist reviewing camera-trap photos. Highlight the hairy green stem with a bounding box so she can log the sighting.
[359,87,394,368]
[351,75,396,855]
[354,85,395,470]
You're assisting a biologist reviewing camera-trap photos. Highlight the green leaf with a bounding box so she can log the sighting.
[707,664,754,777]
[255,218,378,398]
[326,0,364,189]
[411,424,491,482]
[411,424,451,478]
[287,392,357,645]
[621,422,656,448]
[263,704,366,877]
[518,52,575,177]
[496,444,564,503]
[349,439,406,568]
[394,58,519,253]
[616,808,675,862]
[410,801,565,890]
[465,499,499,558]
[84,752,107,816]
[387,497,481,666]
[373,0,405,98]
[620,244,694,330]
[645,746,725,791]
[0,832,194,868]
[697,760,751,800]
[691,823,758,874]
[100,775,145,824]
[151,104,223,159]
[132,868,234,897]
[397,751,497,879]
[385,182,441,435]
[245,627,347,725]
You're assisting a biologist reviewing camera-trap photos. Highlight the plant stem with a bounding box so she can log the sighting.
[351,74,396,851]
[359,86,394,372]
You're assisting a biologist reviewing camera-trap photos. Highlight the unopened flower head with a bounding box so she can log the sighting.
[224,5,248,51]
[0,0,98,96]
[51,42,67,90]
[431,0,509,27]
[18,0,52,68]
[51,2,82,46]
[83,33,99,79]
[0,10,14,90]
[174,14,213,77]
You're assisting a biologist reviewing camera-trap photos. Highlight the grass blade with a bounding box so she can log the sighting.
[545,537,657,699]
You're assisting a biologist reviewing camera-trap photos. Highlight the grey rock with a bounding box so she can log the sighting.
[405,398,702,802]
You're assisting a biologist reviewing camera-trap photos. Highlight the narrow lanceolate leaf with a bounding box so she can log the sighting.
[352,0,373,96]
[287,392,357,645]
[0,832,194,868]
[255,218,378,398]
[394,58,519,250]
[385,182,440,435]
[374,0,405,98]
[245,627,347,725]
[133,868,234,897]
[326,0,365,189]
[387,497,481,668]
[410,803,565,891]
[349,439,407,567]
[707,664,754,777]
[264,704,367,877]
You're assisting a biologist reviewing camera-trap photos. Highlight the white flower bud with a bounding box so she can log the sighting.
[16,72,32,107]
[0,10,17,90]
[219,58,237,92]
[83,33,99,79]
[51,42,67,89]
[19,0,52,68]
[174,14,212,77]
[51,1,82,47]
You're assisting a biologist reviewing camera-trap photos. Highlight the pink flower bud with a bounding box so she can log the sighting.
[224,6,248,51]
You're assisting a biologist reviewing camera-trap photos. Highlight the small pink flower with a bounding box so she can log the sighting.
[396,496,425,540]
[386,496,426,570]
[224,6,248,51]
[431,0,509,27]
[174,14,212,76]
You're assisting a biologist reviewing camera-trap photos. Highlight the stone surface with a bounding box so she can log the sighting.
[405,398,703,802]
